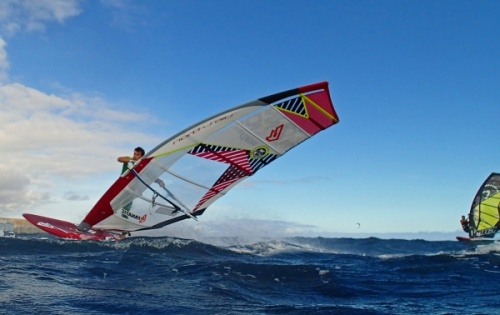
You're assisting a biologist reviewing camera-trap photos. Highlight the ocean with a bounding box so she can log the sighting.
[1,235,499,315]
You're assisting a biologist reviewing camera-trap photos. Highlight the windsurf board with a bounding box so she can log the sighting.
[23,213,121,241]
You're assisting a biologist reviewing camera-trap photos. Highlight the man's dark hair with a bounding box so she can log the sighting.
[135,146,145,157]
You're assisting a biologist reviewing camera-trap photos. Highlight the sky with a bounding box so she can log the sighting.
[0,0,499,239]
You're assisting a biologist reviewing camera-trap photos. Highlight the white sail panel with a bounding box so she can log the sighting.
[79,82,339,233]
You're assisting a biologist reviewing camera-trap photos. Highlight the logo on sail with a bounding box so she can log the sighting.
[122,209,147,223]
[266,124,284,142]
[251,146,269,159]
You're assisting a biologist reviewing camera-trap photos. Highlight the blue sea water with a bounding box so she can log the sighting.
[1,235,499,315]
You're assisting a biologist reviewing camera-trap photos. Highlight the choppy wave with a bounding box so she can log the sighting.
[2,236,500,314]
[3,234,500,257]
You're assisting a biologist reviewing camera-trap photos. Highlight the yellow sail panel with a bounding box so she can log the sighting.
[469,173,500,238]
[476,192,500,230]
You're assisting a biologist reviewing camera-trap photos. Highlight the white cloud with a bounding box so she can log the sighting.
[0,38,8,83]
[0,0,82,36]
[0,82,161,216]
[0,0,82,82]
[0,0,161,219]
[101,0,149,30]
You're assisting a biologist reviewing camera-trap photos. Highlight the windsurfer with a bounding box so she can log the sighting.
[118,147,166,240]
[460,215,470,234]
[118,146,143,174]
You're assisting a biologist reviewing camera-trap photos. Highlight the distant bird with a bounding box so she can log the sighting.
[356,222,361,229]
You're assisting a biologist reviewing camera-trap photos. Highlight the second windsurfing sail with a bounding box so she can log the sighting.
[75,81,339,234]
[465,173,500,239]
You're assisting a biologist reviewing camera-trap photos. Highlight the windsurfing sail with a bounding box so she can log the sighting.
[76,81,339,234]
[467,173,500,238]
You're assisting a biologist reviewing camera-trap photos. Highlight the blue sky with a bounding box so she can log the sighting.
[0,0,499,239]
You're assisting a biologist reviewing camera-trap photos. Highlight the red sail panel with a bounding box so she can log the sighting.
[79,158,154,229]
[191,149,253,174]
[193,164,248,211]
[278,92,338,136]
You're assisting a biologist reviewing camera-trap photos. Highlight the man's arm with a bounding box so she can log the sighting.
[118,156,132,163]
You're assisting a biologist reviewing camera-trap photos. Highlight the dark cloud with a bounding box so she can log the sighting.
[0,168,51,213]
[139,218,321,242]
[62,191,90,201]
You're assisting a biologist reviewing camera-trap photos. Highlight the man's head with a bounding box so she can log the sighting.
[134,147,145,160]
